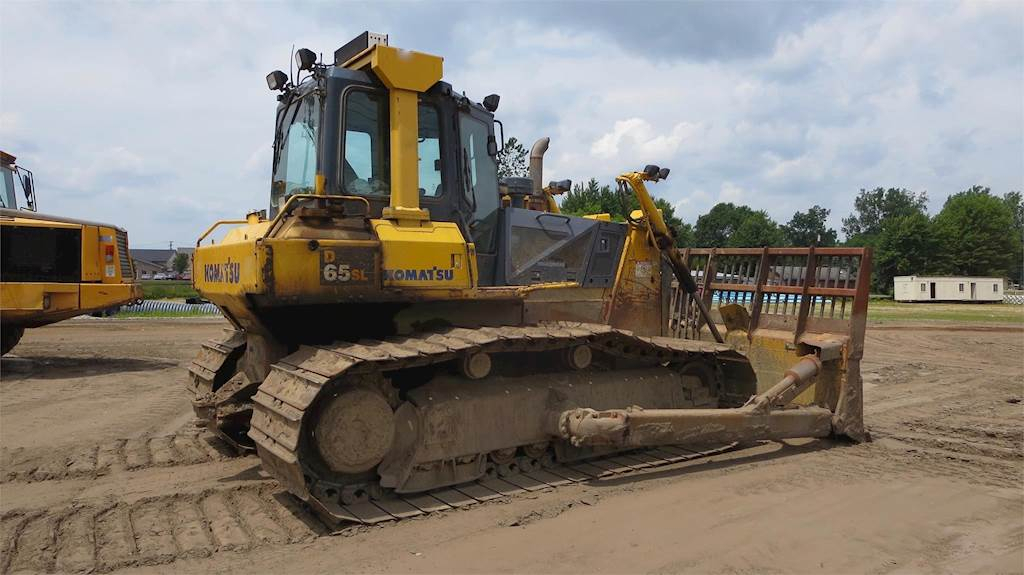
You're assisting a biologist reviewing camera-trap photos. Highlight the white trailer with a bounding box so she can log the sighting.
[894,276,1005,302]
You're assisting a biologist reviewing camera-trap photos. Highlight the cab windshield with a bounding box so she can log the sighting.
[271,93,320,212]
[0,167,15,209]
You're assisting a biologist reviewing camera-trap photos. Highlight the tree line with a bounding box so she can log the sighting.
[496,139,1023,292]
[560,180,1022,293]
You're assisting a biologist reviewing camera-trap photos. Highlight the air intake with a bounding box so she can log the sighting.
[334,31,389,66]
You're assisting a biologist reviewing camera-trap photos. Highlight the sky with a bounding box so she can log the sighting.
[1,0,1021,249]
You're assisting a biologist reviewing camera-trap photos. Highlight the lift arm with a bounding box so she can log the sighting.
[616,167,725,343]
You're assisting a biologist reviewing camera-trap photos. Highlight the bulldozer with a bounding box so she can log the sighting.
[189,32,872,524]
[1,151,143,354]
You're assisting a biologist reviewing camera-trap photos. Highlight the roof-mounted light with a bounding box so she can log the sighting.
[483,94,500,113]
[295,48,317,71]
[266,70,288,91]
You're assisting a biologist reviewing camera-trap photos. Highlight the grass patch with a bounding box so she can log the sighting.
[141,280,199,300]
[867,299,1024,324]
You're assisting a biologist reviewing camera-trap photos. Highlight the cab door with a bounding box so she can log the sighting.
[456,109,500,285]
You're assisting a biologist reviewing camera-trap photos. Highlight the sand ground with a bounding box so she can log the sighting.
[1,318,1021,574]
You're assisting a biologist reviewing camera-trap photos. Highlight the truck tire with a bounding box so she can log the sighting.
[1,326,25,356]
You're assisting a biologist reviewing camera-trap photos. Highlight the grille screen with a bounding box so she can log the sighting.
[115,230,133,279]
[0,225,82,283]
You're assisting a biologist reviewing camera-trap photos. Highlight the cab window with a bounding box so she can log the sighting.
[342,91,443,198]
[459,114,499,253]
[418,106,443,197]
[343,90,390,196]
[0,168,14,209]
[271,93,320,211]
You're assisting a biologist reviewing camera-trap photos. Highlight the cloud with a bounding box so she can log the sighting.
[590,119,703,161]
[1,0,1020,247]
[718,182,746,203]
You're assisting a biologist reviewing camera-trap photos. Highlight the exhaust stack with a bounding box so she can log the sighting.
[529,137,550,195]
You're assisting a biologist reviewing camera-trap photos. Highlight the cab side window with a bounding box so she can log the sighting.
[418,106,443,197]
[459,114,499,253]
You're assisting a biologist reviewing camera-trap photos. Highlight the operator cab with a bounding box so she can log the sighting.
[265,33,623,288]
[0,151,36,212]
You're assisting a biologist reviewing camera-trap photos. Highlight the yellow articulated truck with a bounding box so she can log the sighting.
[187,32,871,525]
[1,151,143,354]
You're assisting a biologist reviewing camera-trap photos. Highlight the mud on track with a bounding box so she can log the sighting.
[1,318,1021,574]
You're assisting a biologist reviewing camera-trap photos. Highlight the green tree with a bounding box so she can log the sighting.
[874,212,947,292]
[1003,191,1023,284]
[782,205,838,246]
[727,210,785,247]
[1004,191,1023,230]
[560,178,693,247]
[932,186,1017,277]
[841,187,929,239]
[496,137,529,179]
[172,252,190,275]
[560,178,616,216]
[693,203,755,247]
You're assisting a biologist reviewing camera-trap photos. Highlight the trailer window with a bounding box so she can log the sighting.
[994,283,999,292]
[920,283,926,292]
[959,283,964,292]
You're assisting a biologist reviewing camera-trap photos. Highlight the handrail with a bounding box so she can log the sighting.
[262,193,371,240]
[196,220,248,246]
[195,194,373,247]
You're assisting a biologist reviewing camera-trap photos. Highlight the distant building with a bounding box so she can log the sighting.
[894,276,1004,302]
[129,247,194,279]
[132,258,165,279]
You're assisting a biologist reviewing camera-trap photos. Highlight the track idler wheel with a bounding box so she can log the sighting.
[562,344,592,370]
[314,388,395,474]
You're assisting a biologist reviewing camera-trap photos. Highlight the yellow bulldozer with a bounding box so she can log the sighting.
[0,151,143,354]
[189,32,872,524]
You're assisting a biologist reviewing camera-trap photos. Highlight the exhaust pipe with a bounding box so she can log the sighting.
[529,137,550,195]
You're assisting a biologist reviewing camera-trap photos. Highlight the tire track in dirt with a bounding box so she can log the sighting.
[0,432,239,484]
[0,485,325,574]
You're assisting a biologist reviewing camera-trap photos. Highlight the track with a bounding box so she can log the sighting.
[249,321,747,523]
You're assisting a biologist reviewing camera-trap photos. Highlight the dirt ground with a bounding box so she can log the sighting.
[1,318,1021,574]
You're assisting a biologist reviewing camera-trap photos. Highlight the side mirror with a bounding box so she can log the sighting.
[493,120,505,153]
[21,173,36,211]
